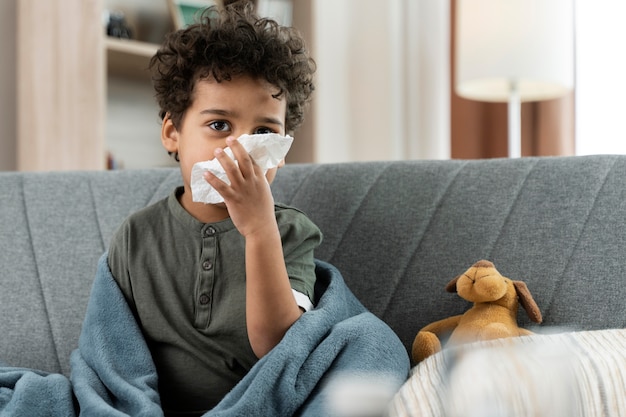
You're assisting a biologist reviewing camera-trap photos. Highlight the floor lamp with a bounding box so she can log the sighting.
[455,0,574,158]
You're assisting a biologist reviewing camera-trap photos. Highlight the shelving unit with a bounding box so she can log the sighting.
[105,34,174,169]
[106,38,159,79]
[102,0,175,169]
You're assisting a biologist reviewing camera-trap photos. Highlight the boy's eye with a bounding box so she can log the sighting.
[209,121,230,132]
[254,127,274,135]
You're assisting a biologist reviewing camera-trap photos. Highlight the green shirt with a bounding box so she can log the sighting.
[107,187,322,415]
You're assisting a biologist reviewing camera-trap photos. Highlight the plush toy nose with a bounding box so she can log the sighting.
[473,274,507,300]
[458,262,508,301]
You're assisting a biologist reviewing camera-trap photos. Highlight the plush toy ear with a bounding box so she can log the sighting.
[445,275,461,293]
[513,281,543,323]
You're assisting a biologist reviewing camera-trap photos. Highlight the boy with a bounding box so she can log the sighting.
[106,2,322,415]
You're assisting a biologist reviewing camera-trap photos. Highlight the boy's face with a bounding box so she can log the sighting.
[161,74,287,194]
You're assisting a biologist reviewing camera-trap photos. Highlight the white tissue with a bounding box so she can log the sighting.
[190,133,293,204]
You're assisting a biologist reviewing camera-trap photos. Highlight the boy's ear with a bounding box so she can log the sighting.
[161,115,179,154]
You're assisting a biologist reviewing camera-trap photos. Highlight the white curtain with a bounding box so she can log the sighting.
[311,0,450,162]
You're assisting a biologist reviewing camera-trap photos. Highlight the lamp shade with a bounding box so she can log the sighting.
[456,0,574,102]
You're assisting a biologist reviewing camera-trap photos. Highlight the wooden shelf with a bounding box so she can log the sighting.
[106,37,159,80]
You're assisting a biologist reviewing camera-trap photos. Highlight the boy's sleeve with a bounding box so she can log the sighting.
[277,208,323,305]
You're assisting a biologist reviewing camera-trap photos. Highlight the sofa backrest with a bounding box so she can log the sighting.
[272,157,626,347]
[0,168,182,375]
[1,155,625,376]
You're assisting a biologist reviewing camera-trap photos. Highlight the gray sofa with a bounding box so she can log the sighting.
[1,155,625,401]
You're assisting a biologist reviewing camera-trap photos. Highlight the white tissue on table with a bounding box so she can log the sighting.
[190,133,293,204]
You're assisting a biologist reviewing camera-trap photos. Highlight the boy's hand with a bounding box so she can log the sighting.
[203,137,277,238]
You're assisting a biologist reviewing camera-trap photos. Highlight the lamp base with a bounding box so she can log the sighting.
[508,82,521,158]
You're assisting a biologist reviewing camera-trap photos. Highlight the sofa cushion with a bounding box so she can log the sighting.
[387,329,626,417]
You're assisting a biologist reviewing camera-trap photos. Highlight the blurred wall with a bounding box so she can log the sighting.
[0,0,17,171]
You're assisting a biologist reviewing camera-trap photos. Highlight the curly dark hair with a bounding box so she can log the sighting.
[149,1,315,135]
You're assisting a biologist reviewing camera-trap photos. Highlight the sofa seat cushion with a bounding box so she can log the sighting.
[387,328,626,417]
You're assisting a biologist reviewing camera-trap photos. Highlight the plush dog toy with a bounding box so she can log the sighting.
[412,260,542,364]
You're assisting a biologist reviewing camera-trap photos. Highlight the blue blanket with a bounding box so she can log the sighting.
[1,254,409,416]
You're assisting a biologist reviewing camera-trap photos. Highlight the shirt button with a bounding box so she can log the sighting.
[204,227,216,237]
[202,260,213,270]
[199,294,210,305]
